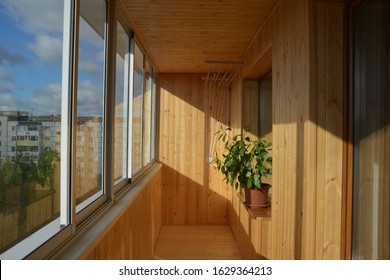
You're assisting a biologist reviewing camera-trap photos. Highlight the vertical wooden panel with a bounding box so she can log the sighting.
[85,167,161,259]
[239,0,345,260]
[314,2,344,259]
[159,74,230,225]
[270,0,310,259]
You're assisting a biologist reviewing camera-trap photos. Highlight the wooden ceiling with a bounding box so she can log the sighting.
[123,0,277,73]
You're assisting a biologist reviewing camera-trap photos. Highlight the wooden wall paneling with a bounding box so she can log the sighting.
[237,0,345,260]
[85,168,161,259]
[301,0,319,260]
[196,75,208,224]
[315,2,344,259]
[159,74,230,226]
[271,0,307,259]
[242,11,274,78]
[207,83,231,225]
[229,191,271,259]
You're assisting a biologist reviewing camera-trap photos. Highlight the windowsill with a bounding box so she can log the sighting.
[238,192,272,220]
[52,163,162,259]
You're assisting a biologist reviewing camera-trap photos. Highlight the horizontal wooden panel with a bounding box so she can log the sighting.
[123,0,277,73]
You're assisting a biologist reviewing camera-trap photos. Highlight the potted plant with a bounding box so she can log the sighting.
[214,127,272,207]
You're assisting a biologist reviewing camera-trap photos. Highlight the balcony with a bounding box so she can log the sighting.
[0,0,389,261]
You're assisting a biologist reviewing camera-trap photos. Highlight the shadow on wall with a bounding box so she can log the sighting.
[159,73,231,224]
[159,73,271,259]
[161,164,269,260]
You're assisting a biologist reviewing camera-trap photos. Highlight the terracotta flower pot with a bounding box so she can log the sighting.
[244,184,271,208]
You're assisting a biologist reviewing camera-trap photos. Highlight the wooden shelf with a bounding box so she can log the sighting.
[238,193,271,220]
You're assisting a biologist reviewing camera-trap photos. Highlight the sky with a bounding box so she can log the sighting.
[0,0,105,117]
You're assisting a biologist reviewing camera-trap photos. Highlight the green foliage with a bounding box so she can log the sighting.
[36,148,60,187]
[0,148,60,197]
[214,127,272,190]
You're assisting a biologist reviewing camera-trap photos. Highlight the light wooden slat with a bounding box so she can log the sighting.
[123,0,277,73]
[159,74,230,225]
[85,168,162,260]
[238,0,345,260]
[153,225,242,260]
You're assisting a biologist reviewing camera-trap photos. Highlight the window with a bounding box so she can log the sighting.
[132,44,157,176]
[132,43,144,175]
[74,0,107,214]
[143,60,152,166]
[352,0,390,260]
[113,20,130,187]
[243,72,272,188]
[0,0,157,259]
[151,73,157,162]
[0,0,69,259]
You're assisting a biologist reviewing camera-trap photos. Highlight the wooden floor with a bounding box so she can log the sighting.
[153,225,243,260]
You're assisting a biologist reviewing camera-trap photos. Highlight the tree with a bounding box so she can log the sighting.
[0,148,60,240]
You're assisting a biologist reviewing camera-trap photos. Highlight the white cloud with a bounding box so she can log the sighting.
[77,80,104,116]
[0,45,27,65]
[0,82,63,115]
[78,59,103,76]
[0,67,16,95]
[28,34,63,62]
[0,67,12,82]
[29,83,62,115]
[0,92,27,112]
[1,0,64,34]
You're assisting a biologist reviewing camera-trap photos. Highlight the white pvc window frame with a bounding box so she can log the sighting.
[1,0,158,260]
[0,0,74,260]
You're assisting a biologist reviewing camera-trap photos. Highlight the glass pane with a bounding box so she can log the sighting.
[0,0,68,257]
[143,60,152,166]
[114,22,129,184]
[353,0,390,259]
[75,0,106,212]
[132,43,143,174]
[151,73,157,162]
